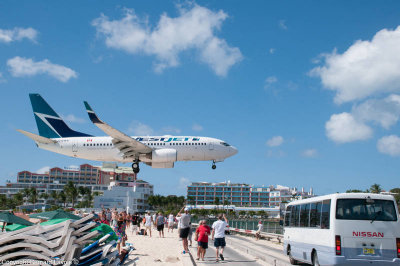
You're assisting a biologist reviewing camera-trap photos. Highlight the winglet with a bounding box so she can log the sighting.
[84,101,103,124]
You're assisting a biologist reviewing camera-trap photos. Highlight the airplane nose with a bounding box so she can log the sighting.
[230,146,238,156]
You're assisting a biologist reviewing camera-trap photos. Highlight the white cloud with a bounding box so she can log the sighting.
[279,20,288,30]
[162,126,181,134]
[36,166,50,174]
[266,136,284,147]
[264,76,278,89]
[377,135,400,156]
[7,56,77,82]
[0,27,38,43]
[128,121,154,136]
[323,94,400,143]
[269,48,275,54]
[325,112,373,143]
[302,149,318,158]
[351,94,400,129]
[61,114,86,124]
[311,26,400,103]
[92,5,242,76]
[179,177,191,189]
[192,123,203,131]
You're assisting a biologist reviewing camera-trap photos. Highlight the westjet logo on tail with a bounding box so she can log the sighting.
[353,231,384,238]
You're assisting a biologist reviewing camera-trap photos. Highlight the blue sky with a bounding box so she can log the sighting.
[1,1,400,196]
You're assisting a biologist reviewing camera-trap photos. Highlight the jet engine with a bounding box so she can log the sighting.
[151,149,177,163]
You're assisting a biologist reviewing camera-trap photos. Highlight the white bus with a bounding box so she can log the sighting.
[283,193,400,265]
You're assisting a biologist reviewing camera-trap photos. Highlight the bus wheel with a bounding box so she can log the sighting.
[288,247,298,265]
[312,251,320,266]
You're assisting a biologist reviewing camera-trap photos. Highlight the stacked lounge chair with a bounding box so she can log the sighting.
[0,214,132,266]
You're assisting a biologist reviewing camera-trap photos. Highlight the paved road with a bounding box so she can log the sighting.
[188,240,265,265]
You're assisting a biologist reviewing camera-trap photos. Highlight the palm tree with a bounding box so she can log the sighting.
[390,188,400,206]
[370,184,382,194]
[78,186,86,198]
[92,191,101,197]
[214,197,220,208]
[13,192,24,206]
[0,195,7,209]
[50,190,58,206]
[29,187,38,207]
[40,193,49,204]
[64,181,78,207]
[58,191,67,208]
[22,188,31,204]
[346,189,363,193]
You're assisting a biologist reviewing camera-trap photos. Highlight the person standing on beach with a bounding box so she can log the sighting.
[131,212,139,234]
[211,213,228,262]
[256,220,263,240]
[195,220,210,261]
[168,213,175,232]
[144,211,153,237]
[106,209,111,224]
[152,212,157,229]
[177,207,191,253]
[111,210,118,228]
[156,212,165,238]
[114,214,127,254]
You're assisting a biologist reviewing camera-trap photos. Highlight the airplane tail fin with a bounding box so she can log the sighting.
[29,93,92,138]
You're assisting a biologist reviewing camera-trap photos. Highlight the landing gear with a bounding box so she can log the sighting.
[212,161,216,170]
[132,159,140,174]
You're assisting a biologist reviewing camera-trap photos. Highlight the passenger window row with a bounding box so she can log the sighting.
[285,200,331,229]
[83,142,207,147]
[83,143,112,147]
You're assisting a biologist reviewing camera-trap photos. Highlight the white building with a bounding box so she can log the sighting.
[93,180,153,213]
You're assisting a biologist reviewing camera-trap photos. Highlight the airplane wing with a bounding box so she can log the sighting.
[83,101,152,158]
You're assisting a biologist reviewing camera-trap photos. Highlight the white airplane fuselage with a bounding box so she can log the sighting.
[38,136,237,165]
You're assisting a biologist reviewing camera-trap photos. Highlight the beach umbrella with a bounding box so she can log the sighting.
[0,212,33,231]
[29,209,80,220]
[5,223,29,231]
[40,218,71,226]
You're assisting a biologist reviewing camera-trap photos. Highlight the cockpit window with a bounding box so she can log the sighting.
[220,142,230,146]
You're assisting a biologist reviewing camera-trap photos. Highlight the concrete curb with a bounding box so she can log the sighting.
[226,237,290,266]
[181,251,196,266]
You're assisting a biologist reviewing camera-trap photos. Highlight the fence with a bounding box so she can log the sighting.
[191,217,283,235]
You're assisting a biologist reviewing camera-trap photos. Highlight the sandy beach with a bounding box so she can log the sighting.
[125,225,193,265]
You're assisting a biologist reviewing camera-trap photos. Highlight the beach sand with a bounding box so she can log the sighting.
[124,225,193,265]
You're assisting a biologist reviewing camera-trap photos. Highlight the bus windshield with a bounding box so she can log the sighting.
[336,199,397,222]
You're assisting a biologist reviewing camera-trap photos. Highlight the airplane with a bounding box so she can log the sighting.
[18,94,238,174]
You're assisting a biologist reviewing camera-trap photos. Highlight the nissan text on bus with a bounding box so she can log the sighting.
[283,193,400,265]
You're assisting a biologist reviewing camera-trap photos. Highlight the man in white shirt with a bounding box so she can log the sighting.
[177,207,191,253]
[168,213,175,232]
[144,212,153,237]
[211,213,228,261]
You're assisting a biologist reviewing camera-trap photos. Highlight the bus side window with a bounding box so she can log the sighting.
[290,205,298,227]
[321,199,331,229]
[294,205,301,227]
[285,206,292,226]
[310,201,322,228]
[300,203,311,227]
